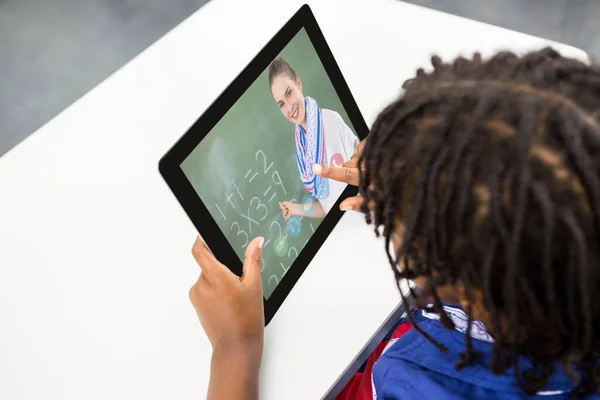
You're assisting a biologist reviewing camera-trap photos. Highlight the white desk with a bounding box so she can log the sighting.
[0,1,588,399]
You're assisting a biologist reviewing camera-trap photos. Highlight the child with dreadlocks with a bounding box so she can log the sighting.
[187,47,600,400]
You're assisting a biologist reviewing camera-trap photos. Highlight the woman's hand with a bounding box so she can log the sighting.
[279,201,297,220]
[313,139,366,212]
[280,200,326,219]
[189,236,265,357]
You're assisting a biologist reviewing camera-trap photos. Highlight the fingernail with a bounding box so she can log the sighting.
[258,237,264,249]
[312,164,322,174]
[341,206,353,211]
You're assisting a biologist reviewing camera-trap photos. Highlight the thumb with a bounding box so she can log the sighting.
[242,237,264,291]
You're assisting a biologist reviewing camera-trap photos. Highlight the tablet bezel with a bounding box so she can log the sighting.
[159,4,369,325]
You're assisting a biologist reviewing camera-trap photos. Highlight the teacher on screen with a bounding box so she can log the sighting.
[268,57,359,220]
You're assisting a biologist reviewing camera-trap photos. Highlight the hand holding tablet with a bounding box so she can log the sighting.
[189,236,264,399]
[189,236,265,352]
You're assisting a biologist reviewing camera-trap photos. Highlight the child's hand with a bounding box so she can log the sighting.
[189,236,265,359]
[313,139,366,212]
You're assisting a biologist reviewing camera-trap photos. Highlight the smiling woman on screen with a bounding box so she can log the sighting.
[268,57,359,220]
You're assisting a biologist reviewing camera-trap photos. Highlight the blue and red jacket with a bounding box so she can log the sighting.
[337,304,600,400]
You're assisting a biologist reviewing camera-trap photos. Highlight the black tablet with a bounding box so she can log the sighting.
[159,4,368,325]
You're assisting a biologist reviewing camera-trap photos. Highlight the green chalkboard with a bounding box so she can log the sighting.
[180,28,356,299]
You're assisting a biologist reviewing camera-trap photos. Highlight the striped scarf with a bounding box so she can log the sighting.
[294,97,329,199]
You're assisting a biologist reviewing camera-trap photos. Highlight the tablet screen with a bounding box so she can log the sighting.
[180,28,359,299]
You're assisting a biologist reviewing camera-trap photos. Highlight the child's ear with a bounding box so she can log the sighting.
[296,76,302,92]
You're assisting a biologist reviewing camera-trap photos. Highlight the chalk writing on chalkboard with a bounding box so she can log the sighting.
[214,149,316,291]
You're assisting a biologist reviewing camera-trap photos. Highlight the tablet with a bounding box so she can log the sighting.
[159,4,368,325]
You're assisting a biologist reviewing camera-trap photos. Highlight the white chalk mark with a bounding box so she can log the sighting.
[263,186,272,196]
[248,172,258,183]
[225,192,235,208]
[256,150,274,173]
[264,161,274,174]
[272,171,287,195]
[244,169,252,179]
[231,180,244,200]
[268,192,277,203]
[269,275,279,286]
[280,262,289,274]
[288,247,298,259]
[215,204,227,220]
[241,208,260,234]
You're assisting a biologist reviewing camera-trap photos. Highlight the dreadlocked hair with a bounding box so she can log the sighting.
[359,47,600,397]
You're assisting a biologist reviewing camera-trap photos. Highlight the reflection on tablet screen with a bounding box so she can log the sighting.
[180,28,359,299]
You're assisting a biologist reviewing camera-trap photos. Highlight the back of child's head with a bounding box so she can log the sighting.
[360,48,600,396]
[268,56,297,89]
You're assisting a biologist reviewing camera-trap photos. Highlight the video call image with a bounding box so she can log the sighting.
[181,28,359,299]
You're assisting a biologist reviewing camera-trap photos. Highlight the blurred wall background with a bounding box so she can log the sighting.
[1,0,598,157]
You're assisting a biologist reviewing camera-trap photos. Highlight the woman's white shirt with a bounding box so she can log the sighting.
[317,109,359,213]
